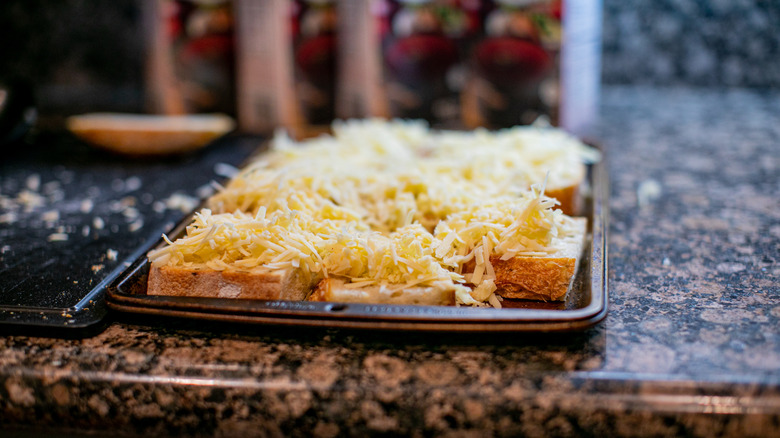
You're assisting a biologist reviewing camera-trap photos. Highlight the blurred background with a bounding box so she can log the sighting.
[0,0,778,128]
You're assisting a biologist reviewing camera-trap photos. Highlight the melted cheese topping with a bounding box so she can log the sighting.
[149,119,597,306]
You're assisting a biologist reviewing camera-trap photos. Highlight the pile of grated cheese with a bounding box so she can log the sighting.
[149,119,598,306]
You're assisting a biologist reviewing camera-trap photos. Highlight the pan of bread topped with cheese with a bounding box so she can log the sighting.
[107,119,608,332]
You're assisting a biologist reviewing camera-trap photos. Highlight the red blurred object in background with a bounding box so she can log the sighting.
[474,37,551,87]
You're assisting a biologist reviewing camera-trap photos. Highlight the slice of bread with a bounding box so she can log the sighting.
[147,264,316,300]
[476,217,587,301]
[546,178,582,216]
[309,277,456,306]
[307,218,586,305]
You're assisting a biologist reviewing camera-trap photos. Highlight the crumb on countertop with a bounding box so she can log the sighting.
[47,233,69,242]
[106,249,118,261]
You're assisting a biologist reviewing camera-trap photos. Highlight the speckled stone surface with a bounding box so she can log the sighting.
[1,85,779,437]
[602,0,780,87]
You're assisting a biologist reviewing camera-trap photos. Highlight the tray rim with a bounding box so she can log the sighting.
[106,145,609,332]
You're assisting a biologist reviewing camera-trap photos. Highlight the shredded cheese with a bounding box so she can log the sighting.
[149,119,597,306]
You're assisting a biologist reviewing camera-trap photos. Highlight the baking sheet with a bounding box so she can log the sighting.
[107,150,608,332]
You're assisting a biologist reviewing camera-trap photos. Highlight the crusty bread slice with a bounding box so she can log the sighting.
[544,158,586,216]
[309,277,456,306]
[484,217,587,301]
[146,264,316,300]
[546,182,580,217]
[309,218,586,305]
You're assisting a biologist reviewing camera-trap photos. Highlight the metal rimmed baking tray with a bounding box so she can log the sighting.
[107,149,608,332]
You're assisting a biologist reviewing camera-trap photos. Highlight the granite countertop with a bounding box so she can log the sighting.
[1,85,779,437]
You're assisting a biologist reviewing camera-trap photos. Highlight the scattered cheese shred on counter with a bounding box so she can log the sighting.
[47,233,69,242]
[150,119,597,306]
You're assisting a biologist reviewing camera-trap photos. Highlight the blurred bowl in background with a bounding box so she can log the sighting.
[65,112,235,156]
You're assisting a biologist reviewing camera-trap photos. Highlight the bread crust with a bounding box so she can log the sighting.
[490,257,577,301]
[546,183,580,216]
[147,265,315,300]
[544,159,586,216]
[487,217,586,301]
